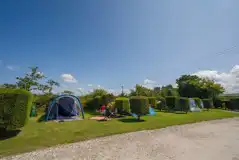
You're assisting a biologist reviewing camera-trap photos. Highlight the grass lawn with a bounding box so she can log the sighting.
[0,109,239,157]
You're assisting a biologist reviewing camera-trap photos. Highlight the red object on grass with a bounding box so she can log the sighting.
[101,105,105,112]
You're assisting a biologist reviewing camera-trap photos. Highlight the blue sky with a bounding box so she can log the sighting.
[0,0,239,94]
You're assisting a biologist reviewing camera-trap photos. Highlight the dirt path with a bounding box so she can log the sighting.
[2,118,239,160]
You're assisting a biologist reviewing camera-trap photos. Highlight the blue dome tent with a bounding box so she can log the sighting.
[45,95,84,121]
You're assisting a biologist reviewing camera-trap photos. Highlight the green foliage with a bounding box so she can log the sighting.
[85,94,115,110]
[177,97,190,113]
[130,96,149,120]
[1,84,17,89]
[34,94,54,113]
[165,96,177,111]
[229,98,239,110]
[88,89,108,98]
[213,97,223,108]
[160,85,178,97]
[193,98,202,108]
[115,97,130,114]
[63,90,74,95]
[176,75,225,99]
[148,97,156,107]
[129,84,155,97]
[202,99,213,110]
[0,88,33,130]
[156,97,166,111]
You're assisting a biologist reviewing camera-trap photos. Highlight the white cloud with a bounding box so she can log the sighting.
[61,74,77,83]
[37,71,44,77]
[193,65,239,93]
[6,65,19,71]
[88,84,93,87]
[142,78,160,89]
[97,85,101,88]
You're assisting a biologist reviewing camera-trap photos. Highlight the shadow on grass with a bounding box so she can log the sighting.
[118,118,145,123]
[0,129,21,141]
[37,114,46,122]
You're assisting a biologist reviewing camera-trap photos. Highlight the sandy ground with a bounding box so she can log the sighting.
[2,118,239,160]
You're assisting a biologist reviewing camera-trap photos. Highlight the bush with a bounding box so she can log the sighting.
[85,96,102,110]
[148,97,156,107]
[115,97,130,114]
[156,97,166,111]
[202,99,213,110]
[130,96,149,120]
[222,99,231,110]
[193,98,202,108]
[0,88,33,130]
[177,97,190,113]
[213,97,223,108]
[34,94,54,114]
[165,96,177,111]
[229,98,239,110]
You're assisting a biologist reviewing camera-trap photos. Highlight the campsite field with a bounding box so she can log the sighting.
[0,109,239,158]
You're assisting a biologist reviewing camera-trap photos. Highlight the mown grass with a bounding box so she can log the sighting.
[0,109,238,157]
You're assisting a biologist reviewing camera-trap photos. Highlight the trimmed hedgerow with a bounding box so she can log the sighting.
[165,96,177,111]
[202,99,213,110]
[130,96,149,120]
[156,97,166,111]
[0,88,33,130]
[115,97,130,115]
[229,98,239,110]
[177,97,190,113]
[148,97,156,107]
[193,98,202,109]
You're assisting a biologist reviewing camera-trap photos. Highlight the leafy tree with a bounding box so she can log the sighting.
[129,84,154,97]
[161,85,178,97]
[88,88,108,98]
[46,79,60,93]
[176,75,225,99]
[153,87,161,96]
[16,67,45,91]
[63,90,74,95]
[1,83,17,89]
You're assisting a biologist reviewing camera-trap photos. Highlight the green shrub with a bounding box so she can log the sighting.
[213,97,223,108]
[202,99,213,110]
[229,98,239,110]
[0,88,33,130]
[156,97,166,111]
[222,99,231,110]
[177,97,190,113]
[148,97,156,107]
[165,96,177,111]
[34,94,54,113]
[130,96,149,120]
[193,98,202,108]
[115,97,130,114]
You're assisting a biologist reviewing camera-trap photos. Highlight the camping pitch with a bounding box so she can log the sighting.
[45,95,84,122]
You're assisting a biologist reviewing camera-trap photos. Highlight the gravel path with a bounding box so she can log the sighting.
[2,118,239,160]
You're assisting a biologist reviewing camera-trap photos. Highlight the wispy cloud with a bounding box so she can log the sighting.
[6,65,19,71]
[61,73,78,83]
[88,84,93,87]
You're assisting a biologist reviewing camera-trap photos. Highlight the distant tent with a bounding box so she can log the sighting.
[189,98,201,112]
[45,95,84,121]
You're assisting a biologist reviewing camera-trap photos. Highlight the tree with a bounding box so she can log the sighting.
[129,84,154,97]
[63,90,74,95]
[46,79,60,93]
[161,85,178,97]
[16,67,45,91]
[176,75,225,99]
[88,89,108,98]
[1,83,17,89]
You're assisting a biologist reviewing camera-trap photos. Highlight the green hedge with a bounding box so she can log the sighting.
[148,97,156,107]
[177,97,190,113]
[193,98,202,108]
[165,96,177,111]
[34,94,54,113]
[0,88,33,130]
[130,96,149,119]
[156,97,166,111]
[202,99,213,110]
[115,97,130,114]
[229,98,239,110]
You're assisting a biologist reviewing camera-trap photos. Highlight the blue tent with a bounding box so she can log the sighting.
[45,95,84,121]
